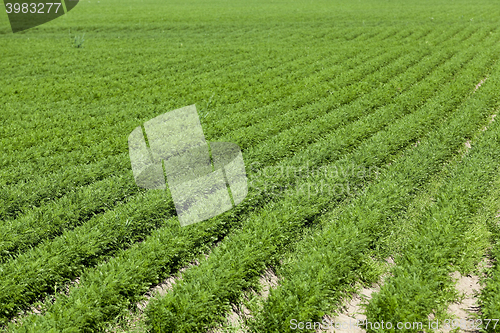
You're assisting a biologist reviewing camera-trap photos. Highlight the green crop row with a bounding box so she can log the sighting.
[144,44,497,333]
[1,24,490,327]
[0,27,420,221]
[248,52,500,333]
[0,28,439,262]
[0,189,178,325]
[0,25,410,186]
[364,87,500,332]
[0,25,453,260]
[479,200,500,332]
[446,126,500,333]
[0,174,141,263]
[478,163,500,331]
[0,24,466,192]
[0,154,131,222]
[240,30,467,166]
[12,36,492,332]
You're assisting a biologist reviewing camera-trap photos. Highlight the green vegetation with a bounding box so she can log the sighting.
[478,169,500,332]
[481,233,500,332]
[1,0,500,332]
[244,49,500,333]
[363,70,500,332]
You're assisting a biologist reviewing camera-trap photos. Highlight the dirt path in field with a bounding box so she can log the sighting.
[209,267,279,333]
[437,272,482,333]
[105,259,201,333]
[314,257,395,333]
[317,287,376,333]
[315,256,491,333]
[138,262,197,311]
[436,255,493,333]
[5,276,81,330]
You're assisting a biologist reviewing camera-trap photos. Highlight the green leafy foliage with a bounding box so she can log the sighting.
[2,0,500,332]
[249,49,500,332]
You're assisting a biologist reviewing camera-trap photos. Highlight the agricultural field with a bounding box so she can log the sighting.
[1,0,500,332]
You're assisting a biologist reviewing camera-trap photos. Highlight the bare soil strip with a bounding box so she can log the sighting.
[210,267,280,333]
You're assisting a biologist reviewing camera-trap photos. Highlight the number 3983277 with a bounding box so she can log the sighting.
[5,3,62,14]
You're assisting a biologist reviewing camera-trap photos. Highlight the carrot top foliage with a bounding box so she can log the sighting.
[1,0,500,332]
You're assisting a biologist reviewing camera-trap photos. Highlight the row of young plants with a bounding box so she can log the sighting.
[0,26,419,222]
[479,177,500,331]
[0,188,179,325]
[0,39,420,263]
[0,20,488,322]
[0,174,142,263]
[0,154,131,222]
[10,37,491,332]
[0,27,452,263]
[0,25,407,188]
[219,43,408,151]
[0,28,438,265]
[365,172,500,333]
[0,24,466,219]
[1,25,465,191]
[395,144,500,332]
[240,29,467,166]
[247,51,500,333]
[364,83,500,332]
[203,27,418,141]
[143,44,498,333]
